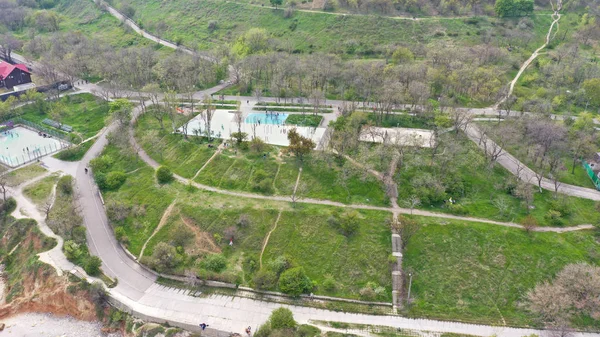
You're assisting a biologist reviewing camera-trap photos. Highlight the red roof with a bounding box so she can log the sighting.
[0,62,30,80]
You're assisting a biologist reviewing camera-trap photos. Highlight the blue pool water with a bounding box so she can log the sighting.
[245,113,289,125]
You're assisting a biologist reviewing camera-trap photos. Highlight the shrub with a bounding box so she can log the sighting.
[322,275,337,292]
[253,269,278,290]
[115,227,128,243]
[339,211,360,236]
[278,267,312,296]
[64,240,83,260]
[269,307,296,330]
[237,214,251,227]
[201,254,227,273]
[105,171,127,190]
[447,203,468,215]
[0,197,17,214]
[156,166,174,184]
[208,20,218,31]
[57,175,73,195]
[149,242,182,272]
[296,325,321,337]
[85,256,103,276]
[545,210,564,226]
[268,255,293,275]
[90,155,114,172]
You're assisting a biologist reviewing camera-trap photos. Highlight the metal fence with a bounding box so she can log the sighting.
[0,118,71,167]
[583,160,600,191]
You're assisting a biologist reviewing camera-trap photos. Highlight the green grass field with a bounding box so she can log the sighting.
[22,174,59,205]
[98,140,393,300]
[263,205,392,300]
[286,114,324,127]
[403,217,600,326]
[2,164,47,187]
[19,94,110,142]
[113,0,551,55]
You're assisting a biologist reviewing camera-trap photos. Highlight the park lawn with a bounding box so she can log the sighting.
[301,156,389,206]
[3,163,47,187]
[135,114,219,179]
[22,174,59,205]
[273,160,301,195]
[98,143,178,255]
[286,114,324,127]
[395,134,600,226]
[195,154,237,187]
[19,93,110,141]
[196,151,281,194]
[53,140,95,162]
[403,217,600,326]
[101,139,393,300]
[263,205,392,300]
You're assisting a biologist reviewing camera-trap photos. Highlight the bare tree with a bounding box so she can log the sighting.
[201,95,215,140]
[0,33,23,63]
[403,195,421,215]
[449,108,473,134]
[290,181,308,207]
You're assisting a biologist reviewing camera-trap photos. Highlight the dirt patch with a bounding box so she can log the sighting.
[180,215,221,255]
[0,271,97,322]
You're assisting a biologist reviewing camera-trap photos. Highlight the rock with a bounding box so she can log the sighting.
[0,322,5,331]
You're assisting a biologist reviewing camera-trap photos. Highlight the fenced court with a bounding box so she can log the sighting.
[0,126,68,167]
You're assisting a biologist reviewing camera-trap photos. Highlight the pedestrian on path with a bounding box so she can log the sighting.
[246,326,251,335]
[199,323,209,330]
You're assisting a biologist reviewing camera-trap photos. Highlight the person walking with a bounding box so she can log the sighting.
[245,326,251,336]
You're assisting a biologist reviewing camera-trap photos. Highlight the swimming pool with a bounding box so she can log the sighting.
[245,113,289,125]
[0,126,67,167]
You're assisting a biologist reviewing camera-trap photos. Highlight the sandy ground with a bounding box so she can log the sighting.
[359,126,435,148]
[0,313,120,337]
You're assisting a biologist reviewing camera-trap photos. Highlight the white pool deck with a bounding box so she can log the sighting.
[181,110,326,147]
[359,126,435,148]
[0,126,67,167]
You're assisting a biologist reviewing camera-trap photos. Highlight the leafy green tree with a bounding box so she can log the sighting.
[270,0,283,8]
[85,256,103,276]
[495,0,533,17]
[109,99,134,126]
[286,128,315,161]
[583,78,600,107]
[278,267,312,296]
[269,308,296,329]
[391,47,413,64]
[149,242,182,272]
[105,171,127,190]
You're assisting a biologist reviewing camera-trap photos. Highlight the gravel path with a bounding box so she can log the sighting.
[1,313,119,337]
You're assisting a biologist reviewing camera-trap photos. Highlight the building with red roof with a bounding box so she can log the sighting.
[0,61,32,90]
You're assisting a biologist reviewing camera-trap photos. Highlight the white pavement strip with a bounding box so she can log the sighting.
[113,284,599,337]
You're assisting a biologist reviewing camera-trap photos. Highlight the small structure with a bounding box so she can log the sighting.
[0,62,32,90]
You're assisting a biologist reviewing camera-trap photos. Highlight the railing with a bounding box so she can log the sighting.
[582,160,600,191]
